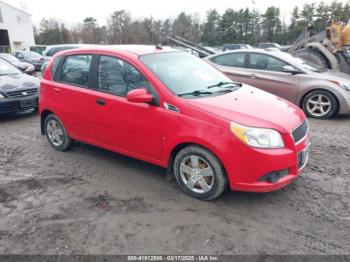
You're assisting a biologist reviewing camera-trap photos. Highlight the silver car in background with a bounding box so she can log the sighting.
[205,49,350,119]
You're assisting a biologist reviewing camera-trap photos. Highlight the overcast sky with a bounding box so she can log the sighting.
[5,0,349,26]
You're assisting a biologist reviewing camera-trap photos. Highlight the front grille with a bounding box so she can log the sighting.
[292,120,308,144]
[0,98,38,114]
[6,88,38,99]
[0,101,20,113]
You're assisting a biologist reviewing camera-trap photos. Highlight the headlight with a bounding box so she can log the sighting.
[230,122,284,149]
[25,64,35,72]
[329,80,350,91]
[0,93,5,99]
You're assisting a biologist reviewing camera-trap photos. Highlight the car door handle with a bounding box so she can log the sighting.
[96,99,106,106]
[53,88,61,93]
[250,74,257,79]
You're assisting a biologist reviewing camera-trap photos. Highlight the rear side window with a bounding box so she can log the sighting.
[248,53,287,72]
[210,53,246,68]
[60,55,92,87]
[97,55,151,97]
[51,56,63,81]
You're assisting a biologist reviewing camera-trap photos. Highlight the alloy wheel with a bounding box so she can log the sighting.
[306,94,331,117]
[47,119,64,146]
[179,155,214,194]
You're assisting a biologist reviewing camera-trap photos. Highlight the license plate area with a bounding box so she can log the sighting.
[20,98,36,108]
[298,144,310,169]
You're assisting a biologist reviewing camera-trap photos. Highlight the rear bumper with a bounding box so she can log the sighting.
[0,95,39,114]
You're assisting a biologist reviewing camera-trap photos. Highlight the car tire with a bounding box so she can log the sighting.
[173,145,228,200]
[44,114,74,151]
[302,90,338,119]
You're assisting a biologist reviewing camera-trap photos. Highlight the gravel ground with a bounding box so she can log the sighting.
[0,112,349,255]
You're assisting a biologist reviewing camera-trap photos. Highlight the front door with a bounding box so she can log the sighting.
[91,55,164,162]
[245,53,299,103]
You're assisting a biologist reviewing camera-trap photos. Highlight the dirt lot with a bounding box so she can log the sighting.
[0,112,349,255]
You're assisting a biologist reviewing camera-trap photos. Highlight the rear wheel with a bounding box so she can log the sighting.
[44,114,74,151]
[173,145,227,200]
[302,90,338,119]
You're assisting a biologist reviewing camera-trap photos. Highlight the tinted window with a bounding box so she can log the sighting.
[210,53,245,68]
[248,54,287,72]
[97,55,151,97]
[51,56,63,80]
[61,55,92,87]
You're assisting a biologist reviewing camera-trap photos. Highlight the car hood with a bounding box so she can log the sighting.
[309,70,350,82]
[12,61,31,69]
[0,73,40,92]
[185,85,305,134]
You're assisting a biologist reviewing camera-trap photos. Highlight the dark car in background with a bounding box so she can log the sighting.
[0,58,39,115]
[257,42,283,50]
[43,44,94,57]
[223,44,252,51]
[12,51,45,71]
[0,53,35,75]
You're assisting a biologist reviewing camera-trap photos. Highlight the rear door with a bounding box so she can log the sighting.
[208,52,250,83]
[90,55,164,162]
[50,54,95,141]
[245,53,300,103]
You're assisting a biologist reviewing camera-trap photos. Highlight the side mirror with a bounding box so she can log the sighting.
[127,88,153,104]
[282,65,301,75]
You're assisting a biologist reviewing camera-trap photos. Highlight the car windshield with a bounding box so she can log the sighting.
[0,53,19,63]
[0,58,21,75]
[292,57,327,73]
[22,51,42,59]
[140,52,239,97]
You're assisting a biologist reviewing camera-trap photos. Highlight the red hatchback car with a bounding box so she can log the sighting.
[40,45,310,200]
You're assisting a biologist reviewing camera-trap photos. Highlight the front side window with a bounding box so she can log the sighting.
[248,53,287,72]
[210,53,246,68]
[60,55,92,87]
[97,55,151,97]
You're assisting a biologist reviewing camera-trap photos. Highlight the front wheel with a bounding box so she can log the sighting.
[44,114,74,151]
[302,90,338,119]
[173,145,228,200]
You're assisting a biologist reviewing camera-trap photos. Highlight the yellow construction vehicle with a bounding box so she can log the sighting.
[289,19,350,74]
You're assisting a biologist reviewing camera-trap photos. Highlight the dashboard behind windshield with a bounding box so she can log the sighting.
[140,52,233,96]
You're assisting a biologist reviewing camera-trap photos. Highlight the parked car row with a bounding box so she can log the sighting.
[0,53,36,74]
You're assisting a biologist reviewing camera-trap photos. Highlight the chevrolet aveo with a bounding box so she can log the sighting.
[40,45,310,200]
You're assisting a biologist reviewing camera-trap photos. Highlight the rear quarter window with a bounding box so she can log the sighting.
[51,56,63,81]
[60,55,92,87]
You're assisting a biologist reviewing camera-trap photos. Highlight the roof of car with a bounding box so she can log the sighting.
[212,48,282,55]
[58,45,179,56]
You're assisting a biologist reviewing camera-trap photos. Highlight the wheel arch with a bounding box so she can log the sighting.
[166,141,229,183]
[40,109,55,135]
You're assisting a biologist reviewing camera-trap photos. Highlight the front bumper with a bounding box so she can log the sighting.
[226,132,310,193]
[0,95,39,114]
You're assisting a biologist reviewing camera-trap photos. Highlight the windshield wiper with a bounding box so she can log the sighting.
[178,90,213,97]
[207,81,242,89]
